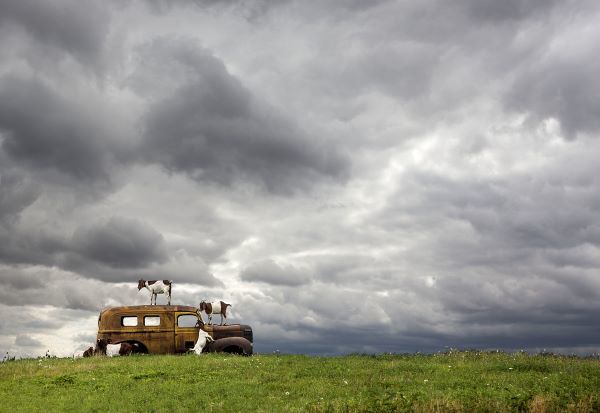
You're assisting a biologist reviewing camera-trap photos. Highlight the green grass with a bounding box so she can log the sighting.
[1,351,599,412]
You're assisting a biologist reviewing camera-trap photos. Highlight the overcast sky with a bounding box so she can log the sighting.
[1,0,600,357]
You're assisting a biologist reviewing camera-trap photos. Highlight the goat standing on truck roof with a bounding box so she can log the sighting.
[197,300,231,325]
[138,279,172,305]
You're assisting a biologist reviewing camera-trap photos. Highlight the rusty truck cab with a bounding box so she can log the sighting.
[97,305,253,355]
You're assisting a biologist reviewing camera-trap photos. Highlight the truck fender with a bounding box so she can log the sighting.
[207,337,253,356]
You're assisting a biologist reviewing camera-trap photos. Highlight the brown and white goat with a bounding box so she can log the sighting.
[138,279,172,305]
[91,339,143,356]
[197,300,231,325]
[118,342,143,356]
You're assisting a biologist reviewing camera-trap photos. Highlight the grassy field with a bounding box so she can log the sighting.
[1,351,599,412]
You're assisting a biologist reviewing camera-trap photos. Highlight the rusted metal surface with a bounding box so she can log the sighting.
[96,305,253,355]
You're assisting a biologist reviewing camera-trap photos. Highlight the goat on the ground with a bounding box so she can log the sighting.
[118,342,143,356]
[93,339,143,356]
[105,343,121,357]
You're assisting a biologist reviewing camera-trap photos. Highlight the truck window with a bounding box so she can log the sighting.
[122,316,137,326]
[144,316,160,326]
[177,314,198,328]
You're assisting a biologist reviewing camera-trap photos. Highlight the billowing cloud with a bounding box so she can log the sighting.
[0,76,128,184]
[0,171,40,223]
[0,0,109,66]
[72,217,168,269]
[15,334,43,348]
[505,36,600,138]
[240,259,312,286]
[138,37,349,193]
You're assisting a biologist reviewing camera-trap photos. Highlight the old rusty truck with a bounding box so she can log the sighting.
[96,305,253,355]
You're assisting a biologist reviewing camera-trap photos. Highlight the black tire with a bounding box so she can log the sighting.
[208,337,253,356]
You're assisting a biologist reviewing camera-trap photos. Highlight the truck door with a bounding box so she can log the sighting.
[174,312,200,353]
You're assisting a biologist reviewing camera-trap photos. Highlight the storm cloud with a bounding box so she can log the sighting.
[1,0,600,357]
[0,0,109,66]
[72,217,168,269]
[0,171,40,223]
[240,259,312,286]
[138,37,349,193]
[0,76,122,183]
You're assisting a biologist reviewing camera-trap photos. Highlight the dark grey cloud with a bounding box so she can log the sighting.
[140,0,283,20]
[238,274,600,355]
[0,171,40,224]
[14,334,43,348]
[0,265,213,315]
[0,268,45,291]
[0,76,128,185]
[0,212,222,287]
[138,37,349,193]
[0,222,68,268]
[57,251,223,286]
[0,0,109,66]
[458,0,559,22]
[240,259,312,286]
[0,269,124,311]
[378,167,600,256]
[264,0,598,147]
[505,52,600,139]
[72,217,168,269]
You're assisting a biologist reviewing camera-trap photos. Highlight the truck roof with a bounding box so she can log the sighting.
[100,305,198,316]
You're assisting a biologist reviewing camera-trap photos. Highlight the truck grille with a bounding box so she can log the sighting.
[244,328,253,342]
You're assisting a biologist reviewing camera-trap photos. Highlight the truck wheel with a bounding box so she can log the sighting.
[210,338,253,356]
[223,345,244,355]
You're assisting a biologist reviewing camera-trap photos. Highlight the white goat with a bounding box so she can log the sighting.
[193,330,214,355]
[138,279,172,305]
